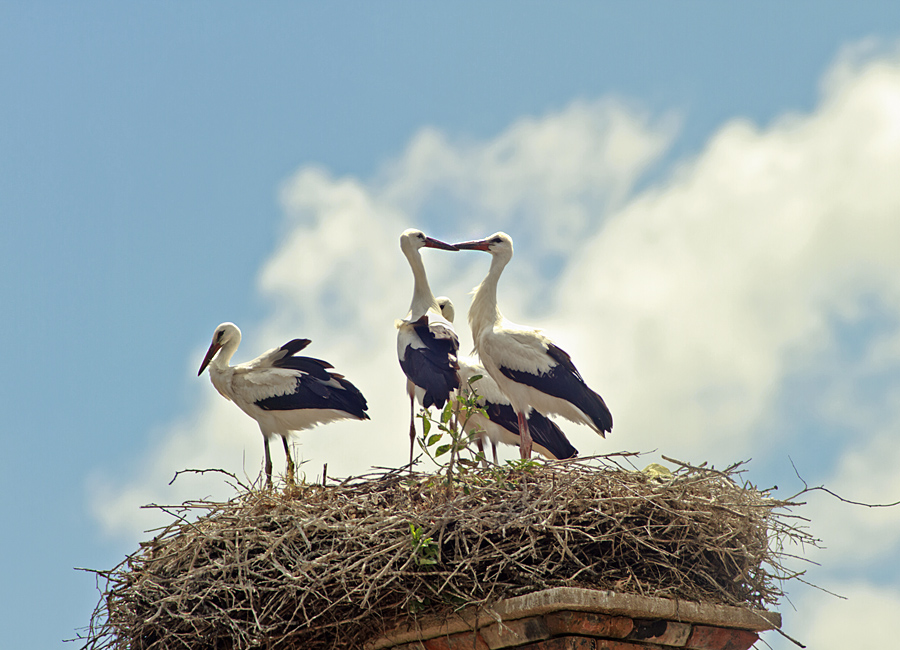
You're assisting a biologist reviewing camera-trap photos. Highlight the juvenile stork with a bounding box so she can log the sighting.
[453,232,612,458]
[396,229,460,466]
[198,322,369,486]
[436,297,577,463]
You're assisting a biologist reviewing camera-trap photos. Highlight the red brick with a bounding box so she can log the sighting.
[627,619,691,646]
[543,611,634,638]
[423,630,489,650]
[517,636,660,650]
[685,625,758,650]
[480,615,551,648]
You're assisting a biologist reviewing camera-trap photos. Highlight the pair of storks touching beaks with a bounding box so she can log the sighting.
[199,230,613,486]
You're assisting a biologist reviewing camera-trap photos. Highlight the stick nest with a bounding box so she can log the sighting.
[81,455,814,650]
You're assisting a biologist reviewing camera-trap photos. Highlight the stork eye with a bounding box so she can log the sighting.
[491,237,503,244]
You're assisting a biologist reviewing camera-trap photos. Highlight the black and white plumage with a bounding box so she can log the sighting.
[453,232,612,459]
[198,322,369,485]
[436,297,577,463]
[396,229,460,466]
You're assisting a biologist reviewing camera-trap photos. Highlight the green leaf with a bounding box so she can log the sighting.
[441,402,453,424]
[435,444,452,457]
[427,433,442,446]
[468,374,483,385]
[422,418,431,436]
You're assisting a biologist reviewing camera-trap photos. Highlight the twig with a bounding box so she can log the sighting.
[169,467,242,487]
[789,458,900,507]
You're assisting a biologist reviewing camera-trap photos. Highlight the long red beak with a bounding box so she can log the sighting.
[453,238,491,251]
[423,236,459,251]
[198,341,222,376]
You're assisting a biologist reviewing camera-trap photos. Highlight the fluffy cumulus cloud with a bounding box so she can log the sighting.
[551,44,900,464]
[92,44,900,631]
[780,583,900,650]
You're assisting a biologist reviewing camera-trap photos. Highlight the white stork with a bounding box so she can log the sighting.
[436,297,577,463]
[198,322,370,486]
[453,232,612,458]
[396,229,460,466]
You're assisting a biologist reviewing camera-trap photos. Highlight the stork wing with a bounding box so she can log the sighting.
[526,409,578,459]
[255,360,369,420]
[245,338,313,370]
[498,341,612,434]
[545,342,586,383]
[398,314,460,409]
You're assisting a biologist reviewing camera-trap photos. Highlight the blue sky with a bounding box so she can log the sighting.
[4,3,900,648]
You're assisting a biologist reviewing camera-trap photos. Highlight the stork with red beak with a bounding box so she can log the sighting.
[396,229,460,466]
[199,322,369,486]
[435,296,577,463]
[453,232,612,458]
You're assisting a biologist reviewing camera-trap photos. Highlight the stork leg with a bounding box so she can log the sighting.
[263,438,274,487]
[492,442,499,465]
[476,436,488,468]
[516,411,533,459]
[282,436,296,485]
[409,393,417,468]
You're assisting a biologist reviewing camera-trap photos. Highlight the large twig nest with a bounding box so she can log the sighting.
[80,454,815,650]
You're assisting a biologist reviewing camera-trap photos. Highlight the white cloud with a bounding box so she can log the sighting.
[801,424,900,566]
[770,583,900,650]
[548,44,900,463]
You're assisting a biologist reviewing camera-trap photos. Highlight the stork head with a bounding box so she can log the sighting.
[453,232,513,262]
[399,228,459,254]
[198,322,241,375]
[435,296,455,323]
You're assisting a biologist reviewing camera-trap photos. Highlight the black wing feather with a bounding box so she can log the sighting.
[399,317,460,409]
[484,402,578,459]
[527,409,578,459]
[257,343,369,419]
[273,355,336,380]
[279,338,312,356]
[499,342,612,434]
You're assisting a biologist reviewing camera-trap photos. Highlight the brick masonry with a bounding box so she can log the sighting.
[383,611,759,650]
[369,588,777,650]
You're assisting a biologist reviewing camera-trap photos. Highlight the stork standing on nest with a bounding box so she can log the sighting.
[436,297,577,463]
[198,322,370,486]
[396,229,460,466]
[453,232,612,458]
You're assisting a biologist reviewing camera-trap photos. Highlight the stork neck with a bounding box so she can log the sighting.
[469,255,506,342]
[405,247,438,318]
[212,336,240,370]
